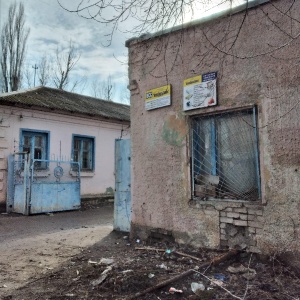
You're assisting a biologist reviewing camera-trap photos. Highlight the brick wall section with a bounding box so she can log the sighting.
[190,201,263,252]
[219,205,263,253]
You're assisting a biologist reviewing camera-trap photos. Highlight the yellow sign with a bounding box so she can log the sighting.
[183,75,202,87]
[145,85,171,110]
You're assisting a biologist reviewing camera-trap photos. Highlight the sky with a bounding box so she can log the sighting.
[0,0,247,103]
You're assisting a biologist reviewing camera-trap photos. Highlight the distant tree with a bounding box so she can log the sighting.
[119,85,130,105]
[90,75,115,101]
[23,64,33,88]
[38,54,51,86]
[0,2,30,92]
[53,41,80,90]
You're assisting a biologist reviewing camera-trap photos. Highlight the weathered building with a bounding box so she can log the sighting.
[126,0,299,253]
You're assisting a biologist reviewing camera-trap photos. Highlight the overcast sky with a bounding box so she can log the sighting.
[0,0,246,103]
[0,0,133,102]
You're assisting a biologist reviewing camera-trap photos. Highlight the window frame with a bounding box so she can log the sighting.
[190,106,261,201]
[71,134,95,172]
[19,129,50,170]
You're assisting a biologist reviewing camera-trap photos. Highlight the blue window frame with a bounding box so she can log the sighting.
[191,107,260,201]
[20,129,50,169]
[72,135,95,171]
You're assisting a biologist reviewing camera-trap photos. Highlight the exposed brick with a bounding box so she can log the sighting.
[240,214,248,220]
[220,217,233,224]
[248,221,263,229]
[250,239,257,246]
[233,220,248,226]
[220,234,227,240]
[248,209,263,216]
[220,211,227,217]
[0,182,3,191]
[248,227,256,233]
[248,215,255,221]
[256,216,264,222]
[227,212,240,218]
[220,223,226,229]
[220,229,226,235]
[0,172,4,180]
[224,208,233,212]
[233,208,247,213]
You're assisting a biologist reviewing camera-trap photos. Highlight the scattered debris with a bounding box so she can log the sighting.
[122,269,133,274]
[136,246,204,262]
[191,282,205,294]
[100,258,115,265]
[213,273,225,281]
[4,230,300,300]
[211,279,225,286]
[169,287,183,294]
[88,259,98,265]
[127,250,238,299]
[227,264,256,280]
[157,263,168,270]
[90,266,112,286]
[227,264,249,274]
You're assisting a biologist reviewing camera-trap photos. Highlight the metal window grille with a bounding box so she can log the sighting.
[191,107,260,201]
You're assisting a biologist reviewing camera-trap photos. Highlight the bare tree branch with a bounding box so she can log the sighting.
[52,41,81,90]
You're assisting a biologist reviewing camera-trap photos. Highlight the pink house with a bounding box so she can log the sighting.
[0,86,130,212]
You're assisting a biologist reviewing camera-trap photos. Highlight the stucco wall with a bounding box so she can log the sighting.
[0,106,130,206]
[127,0,300,253]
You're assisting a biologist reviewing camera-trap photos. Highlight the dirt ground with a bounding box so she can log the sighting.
[1,205,300,300]
[0,203,113,298]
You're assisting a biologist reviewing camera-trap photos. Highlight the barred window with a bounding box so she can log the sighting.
[191,108,260,201]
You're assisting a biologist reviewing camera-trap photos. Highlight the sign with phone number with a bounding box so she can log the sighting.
[145,85,171,111]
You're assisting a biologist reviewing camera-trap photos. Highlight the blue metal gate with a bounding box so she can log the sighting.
[7,154,80,215]
[114,139,131,232]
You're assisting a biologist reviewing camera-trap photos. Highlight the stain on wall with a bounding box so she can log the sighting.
[162,114,187,146]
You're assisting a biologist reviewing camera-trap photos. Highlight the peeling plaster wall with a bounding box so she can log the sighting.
[127,0,300,253]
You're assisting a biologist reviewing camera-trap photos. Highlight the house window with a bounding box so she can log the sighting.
[191,107,260,201]
[72,135,95,171]
[21,130,49,169]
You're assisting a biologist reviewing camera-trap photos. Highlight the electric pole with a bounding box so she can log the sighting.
[32,64,38,86]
